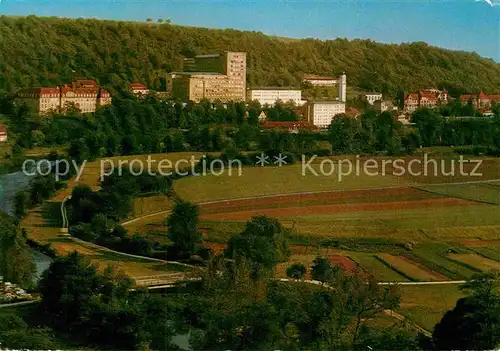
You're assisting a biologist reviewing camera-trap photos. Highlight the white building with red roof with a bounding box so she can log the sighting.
[459,92,500,109]
[403,89,448,113]
[129,82,150,96]
[16,79,112,115]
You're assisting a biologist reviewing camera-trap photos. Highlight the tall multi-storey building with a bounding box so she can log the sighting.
[16,79,111,115]
[167,51,247,102]
[247,87,304,106]
[303,101,346,128]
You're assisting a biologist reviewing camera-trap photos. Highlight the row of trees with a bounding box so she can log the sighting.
[4,92,500,165]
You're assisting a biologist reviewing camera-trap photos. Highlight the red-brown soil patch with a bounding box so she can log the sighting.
[199,187,424,212]
[328,255,357,272]
[200,197,476,221]
[203,242,227,255]
[460,239,500,247]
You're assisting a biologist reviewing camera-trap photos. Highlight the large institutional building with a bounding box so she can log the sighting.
[247,87,304,106]
[167,52,247,102]
[460,91,500,110]
[303,73,347,128]
[403,89,448,113]
[16,79,111,115]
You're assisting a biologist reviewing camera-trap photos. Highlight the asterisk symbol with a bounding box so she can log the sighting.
[255,153,270,167]
[273,153,288,167]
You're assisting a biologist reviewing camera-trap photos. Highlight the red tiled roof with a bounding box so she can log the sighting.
[17,87,60,96]
[483,94,500,101]
[460,94,475,102]
[345,107,361,117]
[0,125,7,135]
[100,89,111,97]
[61,85,98,96]
[73,79,98,88]
[129,82,148,89]
[419,91,437,100]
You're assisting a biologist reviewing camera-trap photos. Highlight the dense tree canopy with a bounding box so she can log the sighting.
[1,16,500,96]
[432,273,500,350]
[0,212,35,287]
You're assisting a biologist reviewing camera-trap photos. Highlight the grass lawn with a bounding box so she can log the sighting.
[448,253,500,272]
[398,285,466,332]
[376,254,444,281]
[347,252,409,282]
[199,220,246,243]
[130,195,172,219]
[277,204,500,241]
[409,243,478,280]
[175,164,409,203]
[470,246,500,261]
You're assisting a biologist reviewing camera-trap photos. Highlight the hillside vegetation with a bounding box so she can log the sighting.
[0,15,500,96]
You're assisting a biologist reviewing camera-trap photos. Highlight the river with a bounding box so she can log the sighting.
[0,169,53,281]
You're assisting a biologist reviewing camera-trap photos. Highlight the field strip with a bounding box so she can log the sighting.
[194,178,500,205]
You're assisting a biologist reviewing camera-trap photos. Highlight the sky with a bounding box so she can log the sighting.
[0,0,499,61]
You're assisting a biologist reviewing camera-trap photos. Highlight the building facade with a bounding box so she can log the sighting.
[248,88,303,106]
[16,79,111,115]
[129,82,150,96]
[302,74,338,86]
[362,92,383,105]
[303,101,346,128]
[460,92,500,109]
[167,51,247,102]
[373,100,395,113]
[0,125,7,142]
[403,89,448,113]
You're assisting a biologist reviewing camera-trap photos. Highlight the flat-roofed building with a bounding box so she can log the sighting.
[248,87,303,106]
[167,51,246,102]
[303,74,338,86]
[303,100,346,128]
[362,92,383,105]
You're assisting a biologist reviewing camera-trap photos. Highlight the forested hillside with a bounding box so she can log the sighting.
[1,15,500,96]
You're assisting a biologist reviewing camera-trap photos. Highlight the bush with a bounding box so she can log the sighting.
[286,263,307,279]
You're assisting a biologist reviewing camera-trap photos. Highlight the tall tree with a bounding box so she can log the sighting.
[226,216,290,272]
[166,201,202,256]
